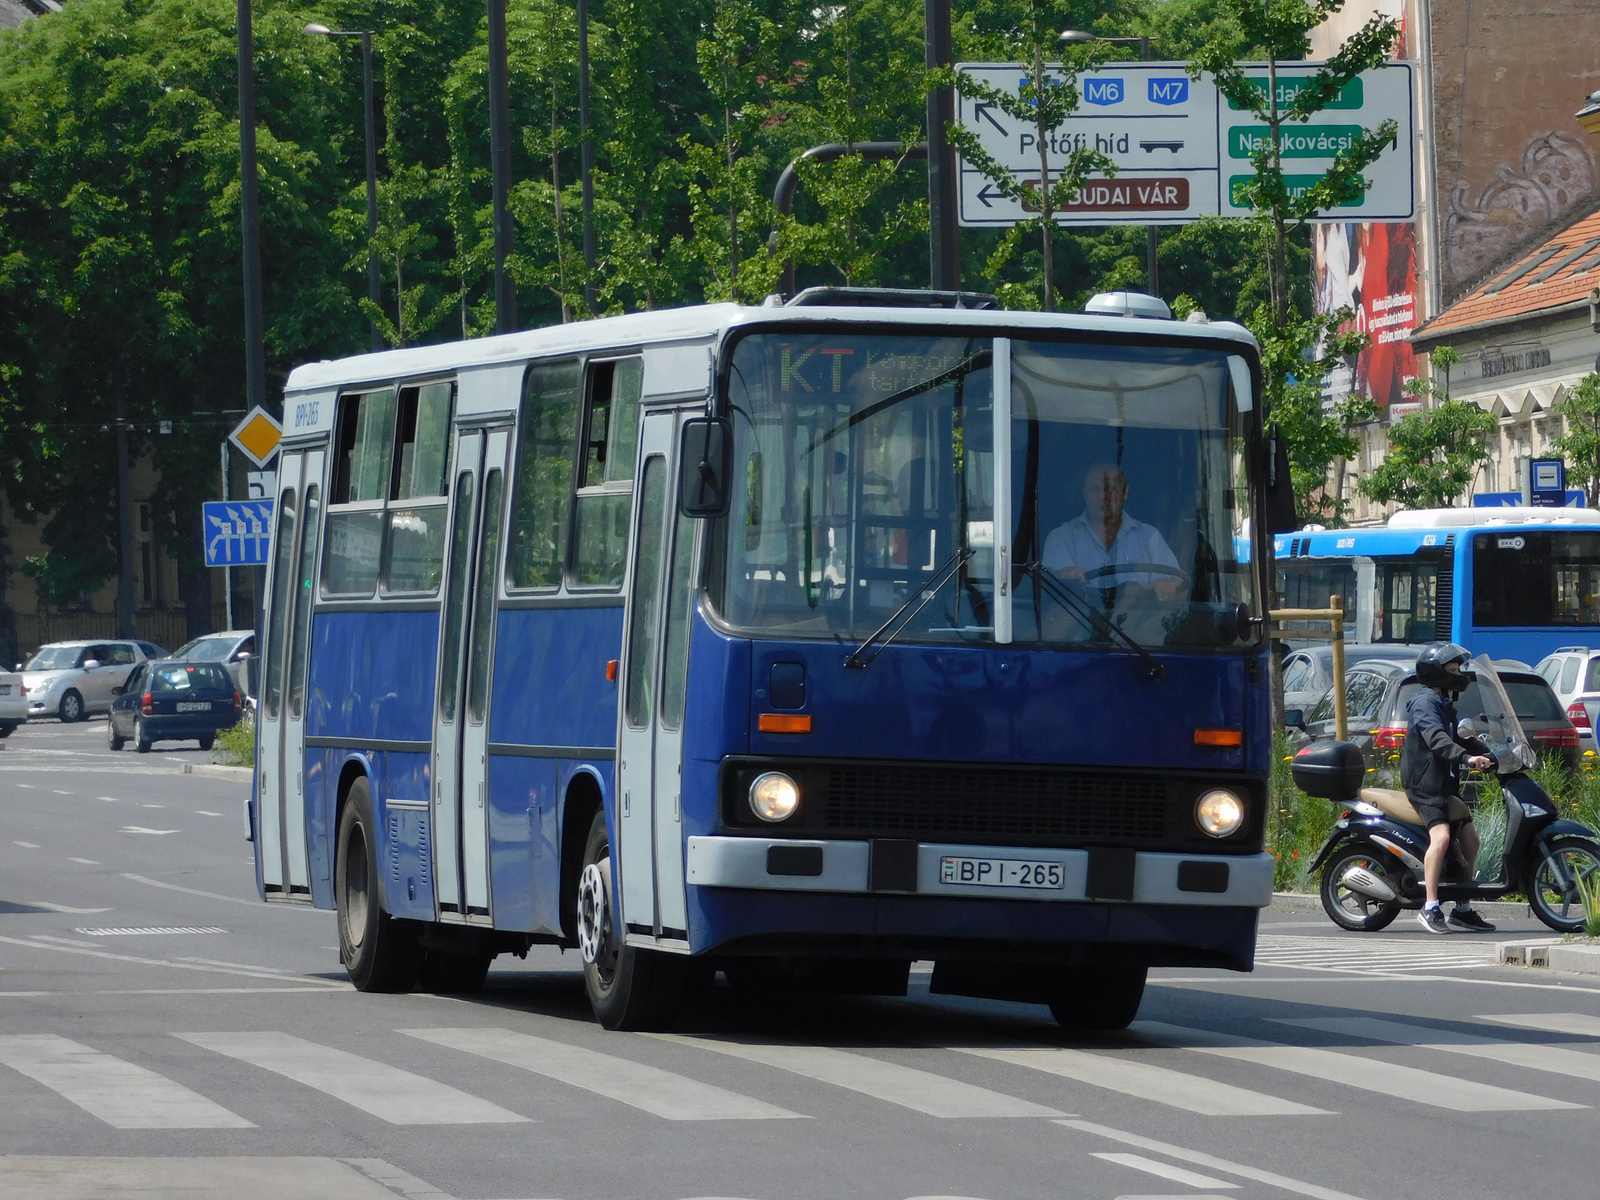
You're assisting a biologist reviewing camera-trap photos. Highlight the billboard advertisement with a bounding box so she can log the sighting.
[1314,221,1420,413]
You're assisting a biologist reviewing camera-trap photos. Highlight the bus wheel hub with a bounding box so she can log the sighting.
[577,861,609,964]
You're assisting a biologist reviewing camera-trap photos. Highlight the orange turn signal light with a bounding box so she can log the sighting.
[605,659,619,682]
[759,713,813,734]
[1194,728,1242,747]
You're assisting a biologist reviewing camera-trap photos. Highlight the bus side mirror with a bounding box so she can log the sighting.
[1263,421,1298,535]
[679,417,732,517]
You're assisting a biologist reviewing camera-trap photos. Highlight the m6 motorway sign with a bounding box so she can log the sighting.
[955,61,1413,228]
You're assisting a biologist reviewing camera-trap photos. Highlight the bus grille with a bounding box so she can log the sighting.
[819,766,1170,843]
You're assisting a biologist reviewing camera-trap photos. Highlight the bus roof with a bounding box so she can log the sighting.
[1276,510,1600,558]
[281,300,1258,396]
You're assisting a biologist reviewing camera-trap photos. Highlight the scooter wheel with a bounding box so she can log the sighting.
[1529,835,1600,933]
[1320,846,1402,931]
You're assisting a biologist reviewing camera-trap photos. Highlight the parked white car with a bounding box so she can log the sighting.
[1534,645,1600,754]
[19,640,157,722]
[169,630,257,693]
[0,668,25,737]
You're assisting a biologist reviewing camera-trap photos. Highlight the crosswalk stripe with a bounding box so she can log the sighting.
[1481,1013,1600,1038]
[1136,1022,1583,1112]
[1280,1016,1600,1084]
[955,1046,1328,1116]
[1092,1152,1239,1189]
[656,1035,1062,1118]
[174,1031,529,1125]
[0,1034,253,1129]
[399,1027,804,1121]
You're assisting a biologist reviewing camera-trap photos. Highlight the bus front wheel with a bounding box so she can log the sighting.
[576,809,688,1031]
[336,777,424,992]
[1047,964,1147,1031]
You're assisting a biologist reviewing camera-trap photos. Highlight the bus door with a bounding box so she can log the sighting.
[615,408,694,942]
[432,427,509,921]
[260,449,318,899]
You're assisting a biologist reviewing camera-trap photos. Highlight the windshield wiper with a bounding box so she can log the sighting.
[1022,562,1165,679]
[845,548,975,669]
[807,349,994,458]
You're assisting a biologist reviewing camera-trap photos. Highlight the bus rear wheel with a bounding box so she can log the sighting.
[576,809,688,1031]
[336,776,424,992]
[1047,964,1147,1031]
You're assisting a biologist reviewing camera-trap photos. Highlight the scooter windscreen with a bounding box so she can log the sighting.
[1466,655,1538,774]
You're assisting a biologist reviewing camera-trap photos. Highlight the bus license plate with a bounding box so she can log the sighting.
[940,857,1064,889]
[176,701,211,712]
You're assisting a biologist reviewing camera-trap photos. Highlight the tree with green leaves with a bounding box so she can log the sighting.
[1553,373,1600,509]
[1357,400,1495,511]
[941,7,1114,310]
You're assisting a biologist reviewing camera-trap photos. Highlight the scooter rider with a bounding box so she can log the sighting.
[1405,643,1497,934]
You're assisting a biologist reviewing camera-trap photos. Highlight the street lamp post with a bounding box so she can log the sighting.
[925,0,960,291]
[486,0,516,333]
[1060,30,1160,300]
[304,24,383,353]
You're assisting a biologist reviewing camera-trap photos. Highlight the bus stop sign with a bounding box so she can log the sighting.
[203,500,274,567]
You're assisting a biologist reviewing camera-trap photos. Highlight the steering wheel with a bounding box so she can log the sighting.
[1080,563,1190,584]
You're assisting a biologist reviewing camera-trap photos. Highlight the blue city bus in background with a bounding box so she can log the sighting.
[1276,507,1600,664]
[251,289,1284,1031]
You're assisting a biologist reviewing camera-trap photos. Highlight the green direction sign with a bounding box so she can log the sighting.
[1227,75,1363,110]
[1228,174,1365,207]
[1228,124,1367,159]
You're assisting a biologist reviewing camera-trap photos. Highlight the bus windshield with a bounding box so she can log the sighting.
[710,331,1258,649]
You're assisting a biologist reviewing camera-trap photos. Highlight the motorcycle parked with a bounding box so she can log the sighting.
[1292,655,1600,934]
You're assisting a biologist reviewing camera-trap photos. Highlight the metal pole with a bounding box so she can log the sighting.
[924,0,959,291]
[114,369,136,640]
[1330,594,1348,742]
[361,33,382,352]
[220,442,234,632]
[577,0,597,314]
[1140,36,1160,299]
[237,0,267,413]
[486,0,517,334]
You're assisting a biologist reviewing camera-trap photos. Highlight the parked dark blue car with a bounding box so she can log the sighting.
[108,661,241,752]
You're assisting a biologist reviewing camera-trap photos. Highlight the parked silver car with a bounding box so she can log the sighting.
[1280,643,1423,719]
[18,640,163,722]
[169,630,257,693]
[1533,645,1600,755]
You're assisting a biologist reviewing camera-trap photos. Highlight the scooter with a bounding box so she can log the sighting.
[1292,655,1600,934]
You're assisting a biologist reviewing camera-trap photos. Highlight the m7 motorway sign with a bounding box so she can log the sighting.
[955,61,1413,227]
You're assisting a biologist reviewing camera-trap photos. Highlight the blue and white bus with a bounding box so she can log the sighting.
[252,289,1282,1031]
[1275,507,1600,664]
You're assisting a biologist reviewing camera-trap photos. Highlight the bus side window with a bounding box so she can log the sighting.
[507,360,582,590]
[383,382,455,596]
[324,388,396,598]
[571,356,643,589]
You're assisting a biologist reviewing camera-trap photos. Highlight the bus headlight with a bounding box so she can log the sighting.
[749,772,800,823]
[1195,789,1245,837]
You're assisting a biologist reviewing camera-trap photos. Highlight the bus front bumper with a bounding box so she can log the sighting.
[686,837,1274,908]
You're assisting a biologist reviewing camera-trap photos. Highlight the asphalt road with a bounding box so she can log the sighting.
[5,717,1600,1200]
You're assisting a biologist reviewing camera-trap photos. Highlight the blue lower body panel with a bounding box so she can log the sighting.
[688,886,1258,971]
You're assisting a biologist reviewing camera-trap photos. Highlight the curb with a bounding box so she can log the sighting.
[1269,891,1530,920]
[1499,939,1600,975]
[182,763,253,782]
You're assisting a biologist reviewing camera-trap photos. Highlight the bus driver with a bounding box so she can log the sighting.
[1044,462,1183,605]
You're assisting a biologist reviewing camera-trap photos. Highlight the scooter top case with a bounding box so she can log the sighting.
[1292,742,1365,801]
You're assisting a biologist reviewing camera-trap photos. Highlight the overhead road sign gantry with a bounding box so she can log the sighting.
[955,61,1414,228]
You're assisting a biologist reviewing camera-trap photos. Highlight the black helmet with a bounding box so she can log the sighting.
[1417,642,1473,692]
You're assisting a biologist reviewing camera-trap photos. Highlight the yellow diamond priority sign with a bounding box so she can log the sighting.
[229,406,283,468]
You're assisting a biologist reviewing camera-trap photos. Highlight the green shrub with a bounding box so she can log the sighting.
[213,719,256,768]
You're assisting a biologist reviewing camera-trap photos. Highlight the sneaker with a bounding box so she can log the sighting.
[1417,906,1452,935]
[1448,907,1496,932]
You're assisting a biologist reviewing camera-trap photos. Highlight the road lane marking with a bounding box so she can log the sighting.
[955,1046,1328,1116]
[195,810,222,816]
[402,1027,803,1120]
[0,1034,254,1129]
[51,790,73,795]
[339,1157,460,1199]
[142,804,165,808]
[1092,1153,1238,1189]
[1137,1022,1583,1112]
[175,1031,529,1125]
[0,933,347,984]
[1481,1013,1600,1038]
[1279,1016,1600,1085]
[68,858,99,865]
[655,1035,1063,1118]
[0,1156,426,1197]
[15,784,33,789]
[24,902,111,914]
[74,926,229,937]
[120,826,179,835]
[98,796,119,802]
[0,987,349,996]
[1060,1119,1373,1200]
[14,841,39,848]
[121,872,324,912]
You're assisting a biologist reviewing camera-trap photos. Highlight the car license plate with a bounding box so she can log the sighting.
[939,856,1064,889]
[175,701,212,712]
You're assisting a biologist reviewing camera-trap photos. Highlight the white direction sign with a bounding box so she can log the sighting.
[955,61,1413,227]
